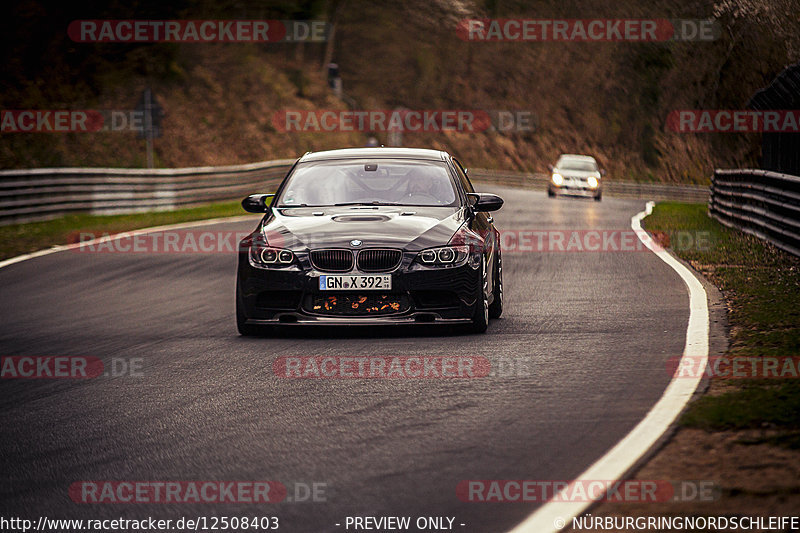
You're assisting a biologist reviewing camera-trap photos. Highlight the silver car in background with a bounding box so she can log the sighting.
[547,154,604,201]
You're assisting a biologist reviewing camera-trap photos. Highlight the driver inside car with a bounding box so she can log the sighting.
[405,172,441,201]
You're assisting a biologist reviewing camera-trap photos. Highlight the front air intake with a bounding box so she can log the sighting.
[310,249,354,272]
[357,249,402,272]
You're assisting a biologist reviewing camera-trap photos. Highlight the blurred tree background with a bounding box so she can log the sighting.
[1,0,798,182]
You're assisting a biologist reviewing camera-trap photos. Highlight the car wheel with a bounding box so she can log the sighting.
[236,286,262,336]
[547,188,556,198]
[470,258,489,334]
[594,192,602,202]
[488,250,503,319]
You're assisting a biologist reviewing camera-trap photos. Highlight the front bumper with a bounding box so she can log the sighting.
[244,314,473,326]
[237,254,481,326]
[549,184,601,197]
[549,175,601,197]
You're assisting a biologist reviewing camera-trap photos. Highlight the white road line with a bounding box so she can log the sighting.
[507,201,709,533]
[0,215,258,270]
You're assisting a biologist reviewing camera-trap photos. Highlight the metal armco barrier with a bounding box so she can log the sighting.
[0,160,712,226]
[469,169,710,203]
[710,169,800,257]
[0,159,295,226]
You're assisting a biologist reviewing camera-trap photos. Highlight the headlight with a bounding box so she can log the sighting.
[588,176,599,188]
[249,243,295,268]
[414,224,484,269]
[551,173,563,186]
[415,245,469,267]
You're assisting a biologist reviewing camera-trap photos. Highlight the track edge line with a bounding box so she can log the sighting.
[506,200,710,533]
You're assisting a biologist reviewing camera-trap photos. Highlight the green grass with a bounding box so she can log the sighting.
[644,203,800,442]
[0,201,252,261]
[681,382,800,432]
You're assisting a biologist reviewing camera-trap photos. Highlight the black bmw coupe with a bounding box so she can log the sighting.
[236,147,504,334]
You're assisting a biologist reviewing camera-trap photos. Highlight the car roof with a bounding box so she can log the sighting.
[557,154,597,162]
[299,147,449,162]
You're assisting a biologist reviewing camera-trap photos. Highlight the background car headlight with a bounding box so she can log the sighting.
[249,243,295,268]
[551,173,563,186]
[588,176,599,188]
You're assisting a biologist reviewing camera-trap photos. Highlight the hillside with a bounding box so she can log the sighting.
[1,0,799,183]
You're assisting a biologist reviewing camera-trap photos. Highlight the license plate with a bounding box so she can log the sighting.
[319,275,391,291]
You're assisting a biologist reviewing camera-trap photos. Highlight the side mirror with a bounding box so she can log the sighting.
[242,194,275,213]
[600,169,607,177]
[468,193,504,212]
[547,164,554,172]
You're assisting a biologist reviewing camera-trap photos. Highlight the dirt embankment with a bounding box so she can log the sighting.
[2,0,799,182]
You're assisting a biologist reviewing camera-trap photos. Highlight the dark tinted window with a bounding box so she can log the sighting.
[277,159,459,207]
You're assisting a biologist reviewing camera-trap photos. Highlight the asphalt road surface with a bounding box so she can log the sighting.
[0,187,689,532]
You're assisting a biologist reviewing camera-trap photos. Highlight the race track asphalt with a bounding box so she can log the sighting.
[0,187,689,532]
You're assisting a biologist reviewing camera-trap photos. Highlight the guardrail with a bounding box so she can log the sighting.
[0,159,295,226]
[710,169,800,256]
[0,160,711,226]
[469,169,710,203]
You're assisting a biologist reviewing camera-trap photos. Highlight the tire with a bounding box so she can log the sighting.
[547,188,556,198]
[236,286,262,336]
[594,192,602,202]
[488,250,503,319]
[470,258,489,334]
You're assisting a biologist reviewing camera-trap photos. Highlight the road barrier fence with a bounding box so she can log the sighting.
[0,160,712,226]
[709,168,800,256]
[468,169,709,203]
[0,159,295,226]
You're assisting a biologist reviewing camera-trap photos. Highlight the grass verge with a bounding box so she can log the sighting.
[0,201,251,262]
[644,202,800,447]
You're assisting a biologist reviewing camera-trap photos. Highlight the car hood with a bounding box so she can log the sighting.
[260,205,468,251]
[554,168,601,178]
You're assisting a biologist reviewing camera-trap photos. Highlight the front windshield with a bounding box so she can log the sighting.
[276,159,459,207]
[557,158,598,172]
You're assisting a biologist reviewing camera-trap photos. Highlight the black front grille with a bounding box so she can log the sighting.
[310,249,354,272]
[357,249,402,272]
[305,293,410,316]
